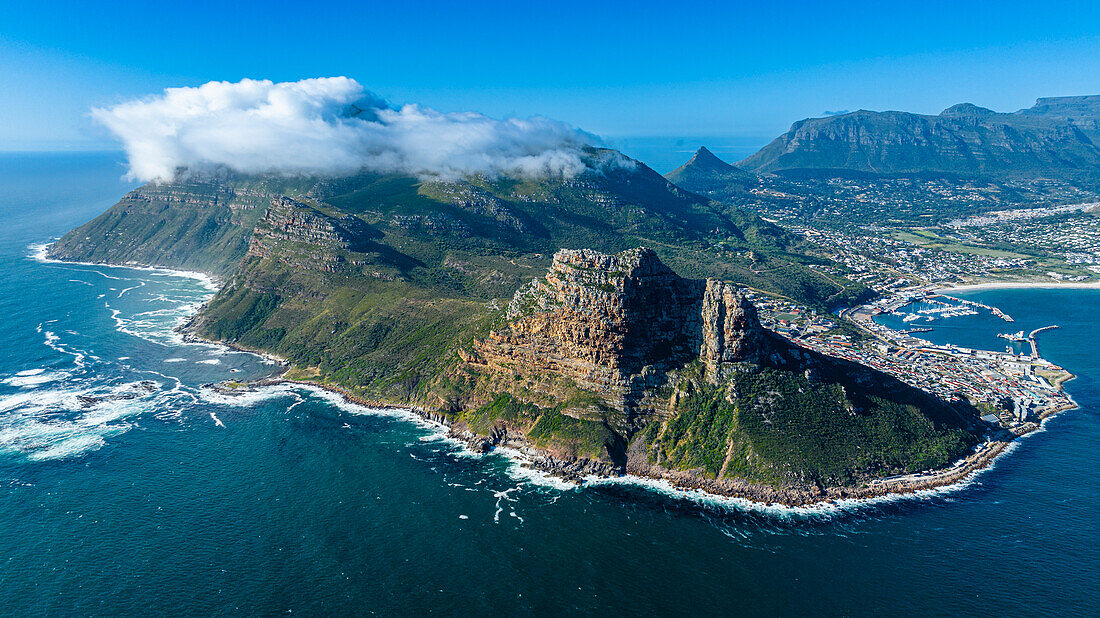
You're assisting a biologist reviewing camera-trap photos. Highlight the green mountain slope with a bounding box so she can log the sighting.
[440,247,982,491]
[47,179,268,276]
[51,148,869,403]
[664,146,759,202]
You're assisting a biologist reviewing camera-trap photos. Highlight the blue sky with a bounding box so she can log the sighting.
[3,0,1100,152]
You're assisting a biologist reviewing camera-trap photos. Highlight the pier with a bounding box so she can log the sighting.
[1028,325,1059,359]
[936,294,1014,322]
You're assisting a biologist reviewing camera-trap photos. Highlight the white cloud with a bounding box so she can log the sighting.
[92,77,600,182]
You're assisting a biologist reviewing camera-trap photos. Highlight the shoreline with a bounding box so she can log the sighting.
[242,370,1080,510]
[935,279,1100,293]
[40,246,1086,511]
[29,241,223,291]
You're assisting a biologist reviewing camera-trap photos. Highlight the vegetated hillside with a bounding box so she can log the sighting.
[46,179,269,276]
[443,247,983,491]
[50,145,980,494]
[664,146,759,202]
[739,98,1100,179]
[53,148,868,403]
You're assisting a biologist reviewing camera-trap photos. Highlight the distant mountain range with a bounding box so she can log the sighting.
[737,95,1100,178]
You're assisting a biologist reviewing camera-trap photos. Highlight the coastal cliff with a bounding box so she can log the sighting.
[467,248,765,404]
[47,155,982,501]
[444,248,982,493]
[46,179,271,275]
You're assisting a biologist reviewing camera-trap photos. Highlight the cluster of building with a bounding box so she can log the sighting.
[948,207,1100,280]
[717,180,1095,433]
[749,290,1075,433]
[946,202,1099,227]
[792,226,1032,291]
[743,175,1100,228]
[744,292,836,338]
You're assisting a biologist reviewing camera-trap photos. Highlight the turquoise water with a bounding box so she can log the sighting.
[1,153,1098,615]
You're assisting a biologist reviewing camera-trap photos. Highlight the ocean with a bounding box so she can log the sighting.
[603,136,767,174]
[0,152,1097,615]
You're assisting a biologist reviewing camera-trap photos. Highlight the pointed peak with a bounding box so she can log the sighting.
[679,146,739,174]
[691,146,724,164]
[666,144,756,187]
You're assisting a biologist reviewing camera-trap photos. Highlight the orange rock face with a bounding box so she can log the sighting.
[471,247,765,409]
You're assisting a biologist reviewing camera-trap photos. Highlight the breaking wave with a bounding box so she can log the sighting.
[16,240,1042,520]
[0,244,264,461]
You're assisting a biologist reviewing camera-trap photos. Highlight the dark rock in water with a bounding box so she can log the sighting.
[75,381,158,408]
[205,381,258,396]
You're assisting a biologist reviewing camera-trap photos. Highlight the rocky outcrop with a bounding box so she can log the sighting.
[469,247,766,408]
[248,196,377,271]
[424,181,531,233]
[1021,95,1100,144]
[123,182,237,207]
[699,279,765,372]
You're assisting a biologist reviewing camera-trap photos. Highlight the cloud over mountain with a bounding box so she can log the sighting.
[93,77,597,182]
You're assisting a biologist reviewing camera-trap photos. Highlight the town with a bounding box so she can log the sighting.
[746,286,1076,439]
[741,173,1100,229]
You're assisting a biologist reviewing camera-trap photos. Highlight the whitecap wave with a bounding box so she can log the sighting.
[580,464,993,518]
[33,241,219,347]
[0,380,164,461]
[40,329,86,369]
[196,382,298,407]
[30,241,218,291]
[2,370,69,388]
[493,447,579,491]
[26,432,110,461]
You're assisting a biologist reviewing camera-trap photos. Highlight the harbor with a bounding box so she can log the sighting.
[836,291,1074,431]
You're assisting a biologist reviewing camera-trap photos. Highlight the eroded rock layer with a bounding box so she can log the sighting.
[470,247,765,407]
[248,196,380,271]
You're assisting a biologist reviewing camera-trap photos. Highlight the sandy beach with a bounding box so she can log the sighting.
[937,279,1100,293]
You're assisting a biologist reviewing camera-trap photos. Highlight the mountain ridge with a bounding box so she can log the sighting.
[45,136,1008,502]
[738,96,1100,178]
[49,147,870,411]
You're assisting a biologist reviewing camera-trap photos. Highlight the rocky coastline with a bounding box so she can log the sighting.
[82,248,1084,509]
[195,361,1079,508]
